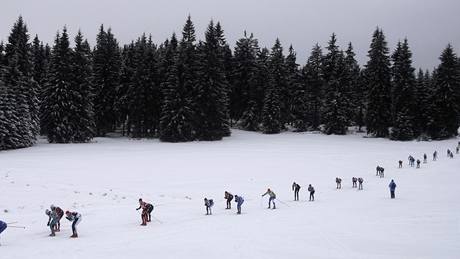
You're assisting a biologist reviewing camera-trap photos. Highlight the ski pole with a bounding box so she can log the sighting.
[6,221,18,225]
[8,226,26,229]
[277,199,290,207]
[152,216,163,224]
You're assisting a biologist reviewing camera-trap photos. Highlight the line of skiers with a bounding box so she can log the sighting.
[45,205,81,238]
[337,177,363,190]
[400,147,457,169]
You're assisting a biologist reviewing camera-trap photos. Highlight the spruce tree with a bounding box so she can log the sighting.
[159,16,197,142]
[262,75,281,134]
[322,34,349,135]
[116,42,135,135]
[93,25,121,136]
[287,45,308,131]
[390,39,417,140]
[344,43,362,129]
[215,22,232,136]
[232,32,259,130]
[364,28,392,137]
[0,16,37,149]
[268,39,288,128]
[194,21,230,140]
[427,45,460,139]
[302,44,324,130]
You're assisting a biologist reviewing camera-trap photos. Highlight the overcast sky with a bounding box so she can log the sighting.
[1,0,459,69]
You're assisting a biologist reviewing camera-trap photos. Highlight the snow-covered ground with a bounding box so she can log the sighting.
[0,130,459,259]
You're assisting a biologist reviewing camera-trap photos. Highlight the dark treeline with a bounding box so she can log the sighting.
[1,16,460,150]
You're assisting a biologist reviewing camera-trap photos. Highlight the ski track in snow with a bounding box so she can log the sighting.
[0,130,459,259]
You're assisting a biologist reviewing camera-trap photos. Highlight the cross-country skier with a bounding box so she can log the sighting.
[45,209,58,237]
[358,178,363,190]
[423,154,427,163]
[447,149,451,157]
[234,195,244,214]
[416,159,421,168]
[50,205,64,232]
[224,191,234,209]
[136,199,153,225]
[0,220,7,245]
[335,178,342,189]
[262,188,276,209]
[292,182,301,200]
[389,180,397,199]
[456,146,459,154]
[308,184,315,201]
[352,177,357,188]
[379,167,385,178]
[450,152,454,158]
[398,160,403,168]
[204,198,214,215]
[65,211,82,238]
[433,151,438,161]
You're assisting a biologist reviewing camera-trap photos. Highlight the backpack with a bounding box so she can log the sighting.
[209,199,214,207]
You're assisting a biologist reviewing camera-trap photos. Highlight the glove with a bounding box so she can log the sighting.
[47,223,50,226]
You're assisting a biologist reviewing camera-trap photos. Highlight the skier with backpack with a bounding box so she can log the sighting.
[136,198,154,225]
[262,188,276,209]
[234,195,244,214]
[204,198,214,215]
[50,205,64,232]
[292,182,301,200]
[308,184,315,201]
[65,211,82,238]
[45,209,58,237]
[224,191,234,209]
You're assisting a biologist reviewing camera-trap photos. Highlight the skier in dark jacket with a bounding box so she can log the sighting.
[389,180,397,199]
[292,182,301,200]
[234,195,244,214]
[352,177,357,188]
[224,191,234,209]
[433,151,438,161]
[423,154,427,163]
[308,184,315,201]
[65,211,82,238]
[204,198,214,215]
[358,178,364,190]
[0,220,7,240]
[398,160,403,168]
[262,189,276,209]
[335,178,342,189]
[457,146,459,154]
[416,159,421,168]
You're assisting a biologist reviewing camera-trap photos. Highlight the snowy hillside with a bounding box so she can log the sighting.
[0,130,459,259]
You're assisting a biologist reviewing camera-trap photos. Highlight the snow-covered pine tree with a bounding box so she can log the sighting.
[116,42,135,135]
[390,39,417,140]
[427,45,460,139]
[268,39,288,128]
[262,75,281,134]
[232,32,259,130]
[194,21,229,140]
[126,34,160,138]
[71,31,95,142]
[32,35,48,88]
[159,16,197,142]
[0,16,37,149]
[364,28,392,137]
[0,42,4,65]
[302,44,324,130]
[322,34,349,135]
[93,25,121,136]
[286,45,308,131]
[413,69,431,136]
[344,43,362,128]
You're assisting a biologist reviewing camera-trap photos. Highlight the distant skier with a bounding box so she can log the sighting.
[234,195,244,214]
[433,151,438,161]
[447,149,451,157]
[389,180,397,199]
[398,160,403,168]
[375,166,380,176]
[45,209,58,237]
[50,205,64,232]
[456,146,459,154]
[379,167,385,178]
[0,220,7,245]
[65,211,82,238]
[224,191,234,209]
[204,198,214,215]
[408,156,415,167]
[136,199,153,225]
[423,154,427,163]
[352,177,357,188]
[292,182,301,200]
[358,178,363,190]
[308,184,315,201]
[449,152,454,159]
[335,178,342,189]
[262,188,276,209]
[416,159,421,168]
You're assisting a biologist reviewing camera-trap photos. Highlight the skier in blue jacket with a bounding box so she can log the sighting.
[234,195,244,214]
[389,180,397,199]
[0,220,7,246]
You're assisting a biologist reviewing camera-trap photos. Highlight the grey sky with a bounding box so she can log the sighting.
[1,0,459,70]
